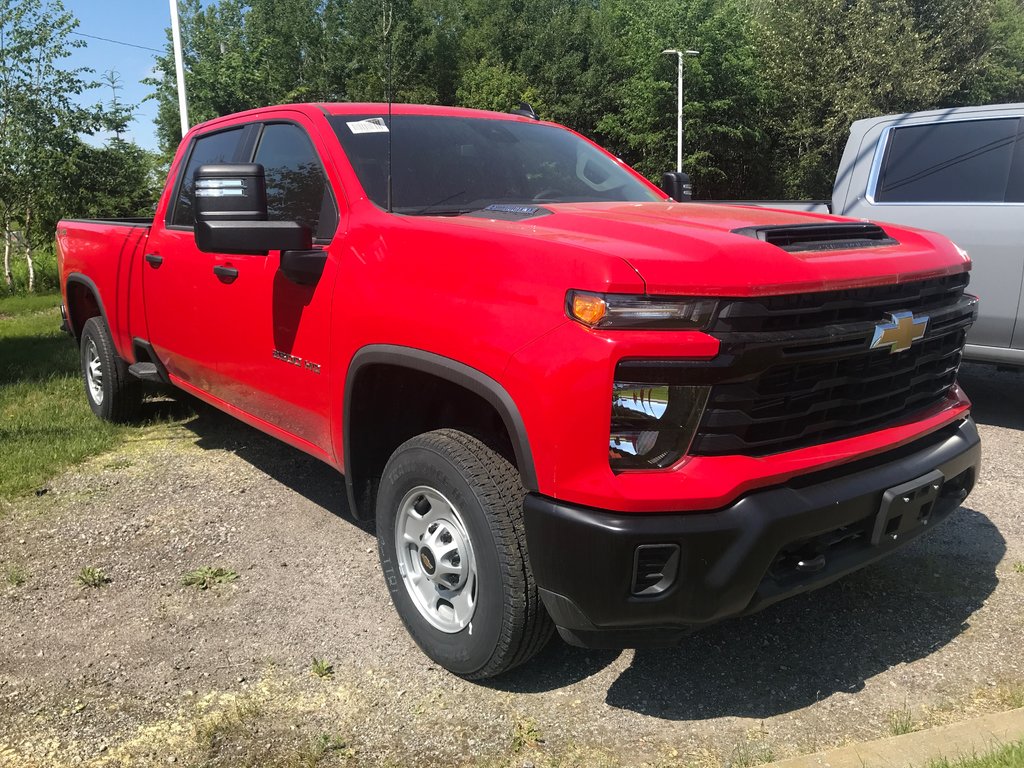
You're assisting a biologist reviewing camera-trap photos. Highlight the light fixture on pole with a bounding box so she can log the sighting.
[661,48,699,174]
[169,0,190,137]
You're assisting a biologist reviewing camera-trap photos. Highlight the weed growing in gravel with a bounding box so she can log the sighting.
[4,564,27,586]
[77,566,109,588]
[888,705,915,735]
[1013,562,1024,574]
[182,566,239,590]
[511,716,543,753]
[310,658,334,679]
[295,732,355,763]
[727,726,776,768]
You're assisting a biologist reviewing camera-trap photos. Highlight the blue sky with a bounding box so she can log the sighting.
[64,0,206,152]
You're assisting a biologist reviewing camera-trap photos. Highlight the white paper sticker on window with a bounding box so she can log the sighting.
[347,118,390,134]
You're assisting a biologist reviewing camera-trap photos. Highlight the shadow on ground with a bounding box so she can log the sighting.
[173,399,359,527]
[957,363,1024,430]
[603,506,1002,719]
[155,387,1004,710]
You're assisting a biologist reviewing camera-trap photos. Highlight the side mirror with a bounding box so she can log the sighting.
[193,164,312,254]
[661,171,692,202]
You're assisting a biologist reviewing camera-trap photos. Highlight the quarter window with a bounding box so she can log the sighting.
[170,127,245,227]
[253,123,337,240]
[875,118,1022,203]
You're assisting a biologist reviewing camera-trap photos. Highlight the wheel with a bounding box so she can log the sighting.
[79,316,142,423]
[376,429,553,679]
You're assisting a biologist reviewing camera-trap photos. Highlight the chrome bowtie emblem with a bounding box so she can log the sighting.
[870,311,929,354]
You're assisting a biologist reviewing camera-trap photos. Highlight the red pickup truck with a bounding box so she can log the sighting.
[57,103,980,679]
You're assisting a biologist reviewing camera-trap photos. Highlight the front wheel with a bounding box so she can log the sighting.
[376,429,553,679]
[79,316,142,423]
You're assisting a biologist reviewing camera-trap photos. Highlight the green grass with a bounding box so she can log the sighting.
[310,658,335,679]
[0,293,125,501]
[4,564,27,586]
[182,566,239,590]
[928,740,1024,768]
[77,566,109,588]
[1014,562,1024,574]
[889,705,916,736]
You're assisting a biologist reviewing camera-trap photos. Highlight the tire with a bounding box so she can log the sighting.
[376,429,553,679]
[79,316,143,423]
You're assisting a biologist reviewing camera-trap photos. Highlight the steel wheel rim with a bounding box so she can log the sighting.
[394,485,478,633]
[85,339,104,405]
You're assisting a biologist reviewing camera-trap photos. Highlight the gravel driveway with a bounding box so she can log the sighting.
[1,363,1022,768]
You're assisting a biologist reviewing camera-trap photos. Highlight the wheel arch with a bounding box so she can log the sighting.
[64,273,108,341]
[343,345,538,520]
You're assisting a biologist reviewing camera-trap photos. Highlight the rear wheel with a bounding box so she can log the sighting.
[376,429,553,678]
[80,316,142,423]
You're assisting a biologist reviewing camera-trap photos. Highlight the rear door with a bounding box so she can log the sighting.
[844,115,1024,351]
[144,125,250,391]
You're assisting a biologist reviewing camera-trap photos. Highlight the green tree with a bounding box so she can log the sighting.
[0,0,97,291]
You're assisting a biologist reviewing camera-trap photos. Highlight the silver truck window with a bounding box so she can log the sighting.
[875,118,1022,203]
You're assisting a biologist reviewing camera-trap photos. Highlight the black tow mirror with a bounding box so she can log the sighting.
[193,164,312,255]
[661,171,692,201]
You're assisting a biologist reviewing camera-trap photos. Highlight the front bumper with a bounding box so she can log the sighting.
[523,416,980,648]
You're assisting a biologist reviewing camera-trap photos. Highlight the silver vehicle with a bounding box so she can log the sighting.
[835,103,1024,366]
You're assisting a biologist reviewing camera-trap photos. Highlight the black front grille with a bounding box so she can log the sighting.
[687,273,976,456]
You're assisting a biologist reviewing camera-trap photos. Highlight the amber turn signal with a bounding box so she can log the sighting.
[570,292,608,326]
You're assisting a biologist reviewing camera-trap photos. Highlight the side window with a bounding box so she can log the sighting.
[875,118,1022,203]
[254,123,338,241]
[170,127,245,227]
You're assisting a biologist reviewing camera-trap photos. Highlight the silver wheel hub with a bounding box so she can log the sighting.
[395,486,477,633]
[85,339,104,405]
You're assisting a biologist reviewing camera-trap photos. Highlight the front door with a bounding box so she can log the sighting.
[205,118,341,454]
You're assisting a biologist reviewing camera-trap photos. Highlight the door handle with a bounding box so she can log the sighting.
[213,264,239,283]
[145,253,163,267]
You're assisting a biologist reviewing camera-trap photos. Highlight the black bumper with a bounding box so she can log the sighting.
[524,417,981,648]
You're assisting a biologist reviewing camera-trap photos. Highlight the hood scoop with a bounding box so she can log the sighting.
[731,222,898,253]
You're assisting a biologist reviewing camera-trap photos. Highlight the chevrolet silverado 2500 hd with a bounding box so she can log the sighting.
[57,103,981,679]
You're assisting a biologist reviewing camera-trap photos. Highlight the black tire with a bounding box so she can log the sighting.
[376,429,553,679]
[79,316,143,423]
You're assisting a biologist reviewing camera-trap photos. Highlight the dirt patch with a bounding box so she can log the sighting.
[1,363,1023,767]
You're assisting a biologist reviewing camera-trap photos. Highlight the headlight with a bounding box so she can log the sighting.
[610,380,709,470]
[567,291,717,330]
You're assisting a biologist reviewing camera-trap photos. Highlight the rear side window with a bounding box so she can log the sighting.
[170,127,245,226]
[253,123,338,241]
[875,118,1023,203]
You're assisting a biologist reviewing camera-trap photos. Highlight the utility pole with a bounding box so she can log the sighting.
[661,49,700,173]
[169,0,190,137]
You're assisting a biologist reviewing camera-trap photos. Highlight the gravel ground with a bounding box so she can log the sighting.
[0,362,1022,768]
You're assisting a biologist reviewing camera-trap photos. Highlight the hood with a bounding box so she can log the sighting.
[444,201,970,296]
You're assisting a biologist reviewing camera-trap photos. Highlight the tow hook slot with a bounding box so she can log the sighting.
[871,469,944,545]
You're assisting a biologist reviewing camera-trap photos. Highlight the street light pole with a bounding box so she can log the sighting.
[169,0,190,137]
[662,49,699,174]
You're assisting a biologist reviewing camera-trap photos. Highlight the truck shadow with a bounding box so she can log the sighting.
[957,363,1024,430]
[599,506,1002,719]
[170,399,365,532]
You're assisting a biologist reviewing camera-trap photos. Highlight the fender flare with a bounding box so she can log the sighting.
[64,273,109,338]
[343,345,539,514]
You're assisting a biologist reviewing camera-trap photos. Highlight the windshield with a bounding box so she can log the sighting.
[329,114,661,214]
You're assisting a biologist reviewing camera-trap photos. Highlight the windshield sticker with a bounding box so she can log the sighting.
[347,118,390,134]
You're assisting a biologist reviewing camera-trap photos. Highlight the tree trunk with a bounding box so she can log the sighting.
[3,230,12,290]
[24,206,34,293]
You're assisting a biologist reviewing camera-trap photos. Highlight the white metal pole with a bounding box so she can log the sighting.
[169,0,190,137]
[675,52,683,173]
